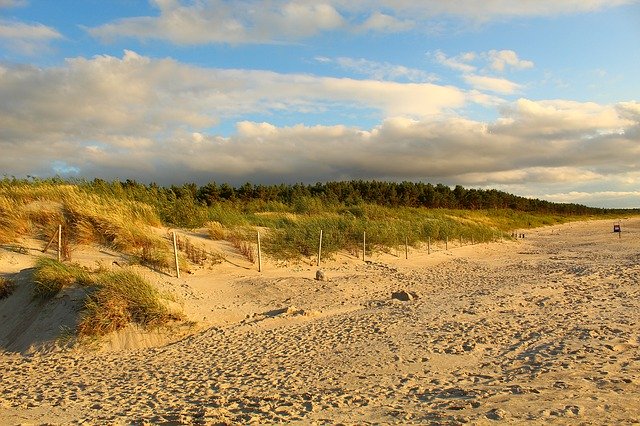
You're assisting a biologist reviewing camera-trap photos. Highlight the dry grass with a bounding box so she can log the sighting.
[31,257,183,336]
[77,270,183,336]
[0,277,16,299]
[32,257,94,299]
[227,229,256,263]
[0,181,172,269]
[206,221,227,240]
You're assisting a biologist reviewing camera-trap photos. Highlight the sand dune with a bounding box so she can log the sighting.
[1,218,639,424]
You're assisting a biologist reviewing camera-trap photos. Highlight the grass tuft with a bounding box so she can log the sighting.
[0,277,16,299]
[77,270,183,336]
[32,257,93,299]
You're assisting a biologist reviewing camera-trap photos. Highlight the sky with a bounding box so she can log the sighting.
[1,0,639,208]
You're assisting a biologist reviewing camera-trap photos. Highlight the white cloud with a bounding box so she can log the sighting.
[433,50,477,73]
[485,50,534,72]
[90,0,345,44]
[317,56,438,82]
[463,74,522,94]
[87,0,638,44]
[0,19,62,54]
[357,11,414,32]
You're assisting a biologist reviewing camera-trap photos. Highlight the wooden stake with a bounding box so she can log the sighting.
[317,230,323,267]
[257,232,262,272]
[43,229,58,253]
[446,235,448,251]
[363,232,366,262]
[405,236,408,259]
[428,237,431,255]
[172,231,180,278]
[57,224,62,262]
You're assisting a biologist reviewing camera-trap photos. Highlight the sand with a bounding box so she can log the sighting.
[1,217,639,424]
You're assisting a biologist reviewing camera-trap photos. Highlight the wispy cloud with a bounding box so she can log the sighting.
[0,19,62,54]
[485,50,534,72]
[0,0,27,8]
[315,56,438,83]
[87,0,637,45]
[463,74,522,94]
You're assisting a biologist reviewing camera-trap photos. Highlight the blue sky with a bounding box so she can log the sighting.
[1,0,639,207]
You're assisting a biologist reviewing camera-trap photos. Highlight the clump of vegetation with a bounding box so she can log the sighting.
[174,234,223,266]
[227,228,256,263]
[31,257,183,336]
[78,270,183,336]
[32,257,94,299]
[0,277,16,299]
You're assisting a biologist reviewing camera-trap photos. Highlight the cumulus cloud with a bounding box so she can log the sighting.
[0,19,62,54]
[87,0,637,44]
[315,56,438,82]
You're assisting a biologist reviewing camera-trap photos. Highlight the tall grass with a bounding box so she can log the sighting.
[31,257,183,336]
[0,277,16,299]
[32,257,94,298]
[78,270,183,336]
[0,180,172,269]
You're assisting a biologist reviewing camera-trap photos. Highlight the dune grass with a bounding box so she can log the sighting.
[32,257,94,299]
[0,277,16,299]
[31,257,183,336]
[78,270,183,337]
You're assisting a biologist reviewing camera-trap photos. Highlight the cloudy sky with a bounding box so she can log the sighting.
[1,0,639,207]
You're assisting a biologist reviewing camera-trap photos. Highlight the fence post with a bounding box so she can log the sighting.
[317,230,323,267]
[405,236,408,259]
[446,235,448,251]
[428,237,431,255]
[172,231,180,278]
[363,232,366,262]
[257,231,262,272]
[57,224,62,262]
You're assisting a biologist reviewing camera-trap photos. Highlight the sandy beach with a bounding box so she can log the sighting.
[1,217,639,425]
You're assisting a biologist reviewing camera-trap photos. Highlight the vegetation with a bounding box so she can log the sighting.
[1,176,636,263]
[31,257,182,336]
[33,257,94,298]
[0,277,16,299]
[78,270,183,336]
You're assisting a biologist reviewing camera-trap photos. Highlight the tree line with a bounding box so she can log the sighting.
[78,178,609,215]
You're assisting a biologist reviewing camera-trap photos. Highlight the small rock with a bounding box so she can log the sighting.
[315,270,327,281]
[391,290,419,301]
[486,408,507,420]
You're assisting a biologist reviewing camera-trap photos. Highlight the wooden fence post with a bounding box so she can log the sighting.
[57,224,62,262]
[405,236,408,259]
[317,230,323,267]
[363,232,366,262]
[257,231,262,272]
[428,237,431,255]
[172,231,180,278]
[446,235,448,251]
